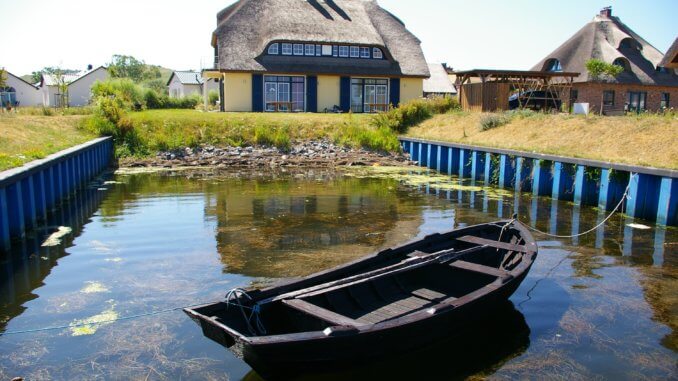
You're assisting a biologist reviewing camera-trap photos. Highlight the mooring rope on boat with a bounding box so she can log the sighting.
[521,174,636,239]
[225,288,267,336]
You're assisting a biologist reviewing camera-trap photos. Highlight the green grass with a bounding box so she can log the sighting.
[117,109,400,154]
[0,114,96,171]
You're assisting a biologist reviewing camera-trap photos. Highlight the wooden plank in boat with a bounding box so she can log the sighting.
[449,260,509,278]
[411,288,446,301]
[456,235,527,253]
[282,299,367,327]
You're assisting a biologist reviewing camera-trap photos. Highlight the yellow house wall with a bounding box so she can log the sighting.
[222,73,252,112]
[317,75,340,111]
[400,78,424,103]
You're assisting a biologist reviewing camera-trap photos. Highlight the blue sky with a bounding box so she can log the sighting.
[0,0,676,75]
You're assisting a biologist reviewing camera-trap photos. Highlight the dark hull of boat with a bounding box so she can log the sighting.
[185,220,537,379]
[242,267,530,377]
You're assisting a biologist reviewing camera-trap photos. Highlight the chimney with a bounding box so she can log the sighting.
[87,64,93,71]
[600,6,612,18]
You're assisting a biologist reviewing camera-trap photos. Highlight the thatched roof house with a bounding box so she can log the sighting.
[659,37,678,69]
[423,63,457,97]
[207,0,429,112]
[532,7,677,113]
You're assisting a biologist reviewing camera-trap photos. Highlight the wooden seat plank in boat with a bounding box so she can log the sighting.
[282,299,367,327]
[449,260,509,278]
[456,235,527,253]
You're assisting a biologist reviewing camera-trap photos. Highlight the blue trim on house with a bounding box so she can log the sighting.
[340,76,351,112]
[252,74,263,112]
[390,78,400,107]
[307,76,318,113]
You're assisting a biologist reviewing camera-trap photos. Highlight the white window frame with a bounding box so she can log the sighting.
[333,45,338,57]
[360,47,370,58]
[281,43,293,55]
[339,46,349,57]
[373,48,383,59]
[293,44,304,55]
[305,44,315,56]
[268,43,279,55]
[316,45,322,56]
[322,45,333,56]
[350,46,360,58]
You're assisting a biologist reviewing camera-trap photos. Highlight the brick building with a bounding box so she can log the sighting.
[532,7,677,114]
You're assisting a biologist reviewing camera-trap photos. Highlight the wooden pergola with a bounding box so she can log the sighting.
[453,69,579,112]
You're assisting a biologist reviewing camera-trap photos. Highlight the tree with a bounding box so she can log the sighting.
[585,59,624,114]
[44,67,70,108]
[108,55,147,82]
[0,67,7,89]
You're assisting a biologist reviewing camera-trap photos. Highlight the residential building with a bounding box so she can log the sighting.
[423,63,457,98]
[532,7,677,113]
[206,0,429,112]
[1,71,42,107]
[40,66,109,107]
[659,37,678,70]
[167,71,219,98]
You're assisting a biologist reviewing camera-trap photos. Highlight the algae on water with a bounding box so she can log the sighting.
[344,166,514,199]
[69,303,118,336]
[81,281,109,294]
[41,226,73,247]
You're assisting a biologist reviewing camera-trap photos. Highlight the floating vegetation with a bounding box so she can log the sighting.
[344,166,514,199]
[626,223,652,230]
[69,303,118,336]
[103,181,123,185]
[114,166,216,175]
[81,281,109,294]
[41,226,72,247]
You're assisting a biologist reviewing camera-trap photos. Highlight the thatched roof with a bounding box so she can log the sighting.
[532,8,678,86]
[167,71,203,86]
[212,0,429,77]
[659,37,678,69]
[423,63,456,94]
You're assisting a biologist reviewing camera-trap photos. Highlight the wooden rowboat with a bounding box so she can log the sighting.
[184,220,538,377]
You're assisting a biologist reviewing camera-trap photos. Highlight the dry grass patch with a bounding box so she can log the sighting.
[0,114,96,171]
[406,112,678,169]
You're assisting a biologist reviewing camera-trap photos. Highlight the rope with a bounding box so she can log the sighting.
[225,288,266,336]
[524,174,636,239]
[0,301,214,337]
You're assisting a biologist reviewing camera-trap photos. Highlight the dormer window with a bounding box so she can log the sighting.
[281,43,293,55]
[373,48,383,59]
[268,43,279,55]
[619,38,641,51]
[613,58,630,72]
[544,58,562,72]
[266,41,387,61]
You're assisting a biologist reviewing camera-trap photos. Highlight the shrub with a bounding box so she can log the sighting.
[479,113,511,131]
[208,90,220,106]
[371,97,461,134]
[91,78,145,111]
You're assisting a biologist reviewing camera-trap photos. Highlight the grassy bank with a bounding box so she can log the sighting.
[406,112,678,169]
[114,110,400,155]
[0,114,96,171]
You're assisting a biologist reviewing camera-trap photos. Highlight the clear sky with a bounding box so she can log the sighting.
[1,0,676,75]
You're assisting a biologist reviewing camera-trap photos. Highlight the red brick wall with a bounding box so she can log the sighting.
[572,83,677,113]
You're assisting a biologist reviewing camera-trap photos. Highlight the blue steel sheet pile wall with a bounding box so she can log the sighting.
[400,138,678,227]
[0,137,113,250]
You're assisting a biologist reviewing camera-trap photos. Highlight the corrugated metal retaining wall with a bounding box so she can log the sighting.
[399,137,678,227]
[0,137,113,250]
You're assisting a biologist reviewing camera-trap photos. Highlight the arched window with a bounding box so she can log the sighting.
[267,43,279,55]
[619,38,641,51]
[0,87,16,107]
[544,58,562,72]
[613,58,630,72]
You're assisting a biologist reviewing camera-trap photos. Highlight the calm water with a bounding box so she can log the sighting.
[0,167,675,380]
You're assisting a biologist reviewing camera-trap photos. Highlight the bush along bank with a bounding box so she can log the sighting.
[118,140,415,169]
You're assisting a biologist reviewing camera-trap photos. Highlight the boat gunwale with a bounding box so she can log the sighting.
[184,220,537,347]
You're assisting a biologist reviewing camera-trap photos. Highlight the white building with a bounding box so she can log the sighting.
[167,71,219,98]
[1,71,42,107]
[40,66,110,107]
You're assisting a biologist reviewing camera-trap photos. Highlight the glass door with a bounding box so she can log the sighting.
[376,85,388,112]
[277,83,290,112]
[364,85,376,113]
[265,83,278,112]
[626,92,647,113]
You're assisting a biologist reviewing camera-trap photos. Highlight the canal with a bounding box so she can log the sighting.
[0,167,675,380]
